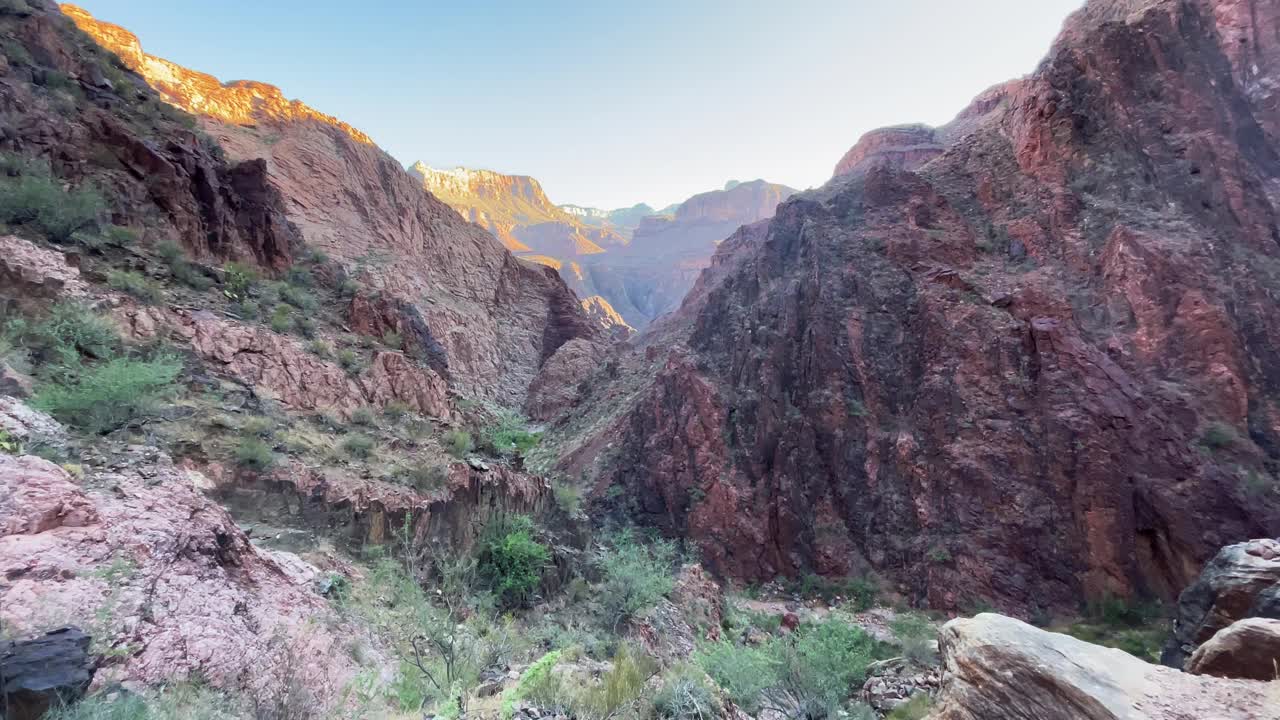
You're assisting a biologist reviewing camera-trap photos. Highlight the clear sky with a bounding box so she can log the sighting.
[72,0,1084,210]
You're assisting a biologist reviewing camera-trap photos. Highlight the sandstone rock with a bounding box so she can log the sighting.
[0,627,93,720]
[832,124,945,178]
[0,235,87,304]
[0,445,361,698]
[671,564,724,640]
[932,614,1279,720]
[1164,538,1280,668]
[1187,617,1280,681]
[0,363,34,398]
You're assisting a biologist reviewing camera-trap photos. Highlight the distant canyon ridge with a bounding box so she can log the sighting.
[413,163,797,331]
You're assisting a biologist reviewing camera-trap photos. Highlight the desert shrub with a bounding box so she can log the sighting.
[478,515,551,609]
[444,429,473,458]
[162,244,213,291]
[107,270,164,304]
[0,169,102,241]
[234,437,275,472]
[0,429,20,454]
[885,694,932,720]
[342,434,375,459]
[156,240,184,263]
[553,481,582,516]
[502,650,564,718]
[241,416,275,439]
[383,331,403,350]
[338,278,360,298]
[400,462,450,493]
[222,262,257,300]
[307,340,332,359]
[350,407,375,426]
[294,315,317,339]
[337,349,362,375]
[482,410,541,458]
[695,640,779,714]
[268,305,293,334]
[574,644,657,719]
[232,300,260,320]
[594,529,678,627]
[383,400,413,420]
[47,684,236,720]
[279,283,318,313]
[653,666,723,720]
[1063,596,1167,661]
[103,226,136,247]
[890,612,938,665]
[1201,422,1237,451]
[795,573,878,611]
[34,355,182,434]
[10,302,118,370]
[697,617,879,716]
[286,266,313,287]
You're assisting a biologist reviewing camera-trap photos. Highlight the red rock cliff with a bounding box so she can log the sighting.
[559,0,1280,613]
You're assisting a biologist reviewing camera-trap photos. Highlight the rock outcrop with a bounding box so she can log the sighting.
[1,2,299,270]
[553,0,1280,611]
[1186,617,1280,680]
[832,125,945,178]
[0,427,361,696]
[932,614,1280,720]
[0,627,94,720]
[1164,538,1280,668]
[65,4,601,409]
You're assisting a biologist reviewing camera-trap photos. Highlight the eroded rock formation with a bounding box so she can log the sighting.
[553,0,1280,611]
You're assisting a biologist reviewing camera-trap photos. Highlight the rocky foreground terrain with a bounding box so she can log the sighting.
[0,0,1276,718]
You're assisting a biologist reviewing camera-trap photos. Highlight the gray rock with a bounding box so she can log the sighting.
[1186,617,1280,681]
[1,627,94,720]
[1161,538,1280,669]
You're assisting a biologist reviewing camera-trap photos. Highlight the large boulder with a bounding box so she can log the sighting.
[1186,618,1280,681]
[0,627,94,720]
[1162,538,1280,669]
[932,614,1279,720]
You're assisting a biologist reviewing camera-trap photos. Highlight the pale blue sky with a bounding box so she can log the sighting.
[72,1,1084,209]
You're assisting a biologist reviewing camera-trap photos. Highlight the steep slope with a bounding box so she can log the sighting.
[552,0,1280,613]
[65,5,600,409]
[410,162,625,256]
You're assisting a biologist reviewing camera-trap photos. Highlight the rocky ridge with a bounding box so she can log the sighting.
[548,0,1280,612]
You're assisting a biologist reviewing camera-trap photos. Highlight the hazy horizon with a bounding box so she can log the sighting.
[71,0,1084,209]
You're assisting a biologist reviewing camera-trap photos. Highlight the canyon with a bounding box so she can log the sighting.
[0,0,1276,718]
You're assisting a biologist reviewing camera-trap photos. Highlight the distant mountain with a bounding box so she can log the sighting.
[560,203,658,238]
[409,163,625,255]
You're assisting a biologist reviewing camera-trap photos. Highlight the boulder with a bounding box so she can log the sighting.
[0,627,94,720]
[932,614,1279,720]
[1186,618,1280,681]
[859,657,941,715]
[1162,539,1280,669]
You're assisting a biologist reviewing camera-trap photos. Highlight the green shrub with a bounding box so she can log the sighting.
[104,225,136,247]
[156,240,184,263]
[0,429,20,454]
[553,481,582,516]
[268,305,293,334]
[241,416,275,438]
[0,170,102,242]
[339,278,360,298]
[337,349,362,375]
[483,410,541,458]
[595,529,677,626]
[695,640,779,714]
[383,400,413,420]
[34,355,182,434]
[342,434,375,459]
[400,462,450,493]
[294,315,317,339]
[502,650,563,718]
[350,407,375,426]
[890,612,938,665]
[444,429,473,458]
[308,340,332,359]
[1201,422,1237,451]
[166,249,212,291]
[222,262,257,300]
[885,694,932,720]
[574,644,656,719]
[107,270,164,304]
[697,617,880,715]
[286,266,313,287]
[279,283,318,312]
[47,683,236,720]
[232,300,260,320]
[14,302,118,369]
[234,437,275,471]
[383,331,403,350]
[653,666,723,720]
[479,515,551,609]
